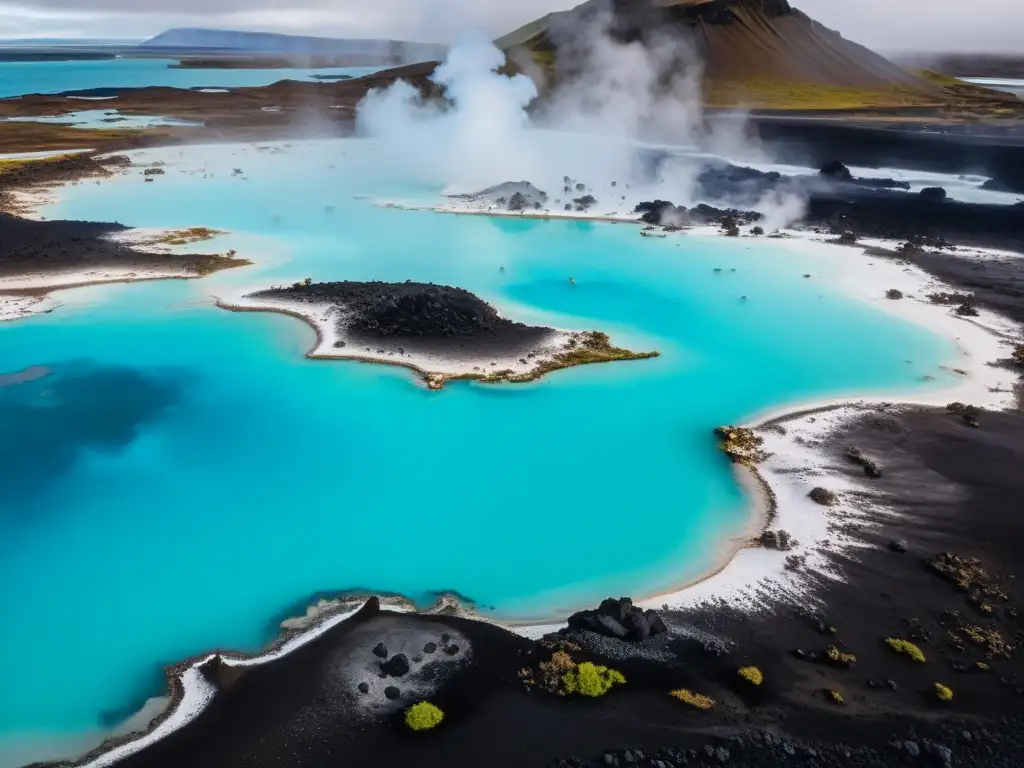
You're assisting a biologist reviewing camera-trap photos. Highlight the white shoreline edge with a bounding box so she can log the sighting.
[6,164,1024,767]
[215,291,594,389]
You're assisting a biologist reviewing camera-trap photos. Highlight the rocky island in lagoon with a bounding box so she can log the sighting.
[3,1,1024,767]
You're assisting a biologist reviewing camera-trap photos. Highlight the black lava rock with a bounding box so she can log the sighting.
[920,186,948,203]
[568,598,668,642]
[357,682,369,694]
[890,539,908,553]
[644,609,667,635]
[423,642,437,654]
[623,610,651,641]
[595,615,629,638]
[820,160,853,181]
[384,686,401,700]
[372,642,388,659]
[380,653,410,677]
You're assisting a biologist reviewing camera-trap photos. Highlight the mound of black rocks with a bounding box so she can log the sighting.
[567,597,667,642]
[250,280,552,343]
[634,200,763,228]
[819,160,911,190]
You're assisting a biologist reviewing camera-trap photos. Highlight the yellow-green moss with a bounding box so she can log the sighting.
[885,638,926,663]
[827,690,844,706]
[562,661,626,697]
[933,683,953,702]
[669,689,716,710]
[738,666,763,686]
[405,701,445,731]
[826,645,857,666]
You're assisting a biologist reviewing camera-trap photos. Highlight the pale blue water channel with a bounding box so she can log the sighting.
[0,57,378,98]
[0,138,958,765]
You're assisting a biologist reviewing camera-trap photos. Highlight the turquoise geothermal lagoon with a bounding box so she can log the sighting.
[0,137,961,765]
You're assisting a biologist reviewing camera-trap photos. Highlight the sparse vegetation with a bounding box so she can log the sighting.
[405,701,445,731]
[954,625,1015,659]
[193,252,253,276]
[536,651,625,697]
[714,426,769,466]
[825,645,857,667]
[928,291,974,306]
[477,331,658,386]
[826,690,844,706]
[808,487,837,506]
[933,683,954,702]
[1012,343,1024,367]
[143,227,224,247]
[738,666,763,686]
[562,662,627,697]
[702,77,945,111]
[886,638,927,663]
[669,689,716,710]
[927,552,1010,613]
[975,661,990,672]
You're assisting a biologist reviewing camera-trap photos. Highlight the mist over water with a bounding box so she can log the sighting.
[355,27,773,213]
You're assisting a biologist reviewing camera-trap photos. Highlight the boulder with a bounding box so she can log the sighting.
[598,597,632,623]
[644,609,667,635]
[384,685,401,700]
[567,598,667,642]
[423,642,437,654]
[890,539,908,553]
[920,186,948,203]
[372,642,388,659]
[380,653,410,677]
[595,614,630,638]
[808,487,837,506]
[820,160,853,181]
[622,610,651,641]
[357,682,369,694]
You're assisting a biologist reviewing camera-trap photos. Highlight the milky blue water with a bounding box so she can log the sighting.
[0,57,379,98]
[0,138,959,765]
[960,76,1024,100]
[4,109,201,129]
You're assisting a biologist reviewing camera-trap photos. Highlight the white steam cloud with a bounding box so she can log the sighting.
[355,10,801,226]
[356,32,541,191]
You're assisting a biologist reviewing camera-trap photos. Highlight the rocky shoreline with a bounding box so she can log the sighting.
[223,280,659,389]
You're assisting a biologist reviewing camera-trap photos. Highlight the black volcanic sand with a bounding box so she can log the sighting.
[50,405,1024,768]
[249,280,556,360]
[874,245,1024,326]
[0,212,243,285]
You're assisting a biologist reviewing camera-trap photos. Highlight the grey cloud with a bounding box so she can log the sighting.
[1,0,1020,51]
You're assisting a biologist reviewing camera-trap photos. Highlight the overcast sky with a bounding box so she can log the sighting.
[0,0,1019,53]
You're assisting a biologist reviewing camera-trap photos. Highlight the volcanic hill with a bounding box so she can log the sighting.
[496,0,1017,111]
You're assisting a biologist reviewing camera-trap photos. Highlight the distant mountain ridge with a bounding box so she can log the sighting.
[139,28,447,65]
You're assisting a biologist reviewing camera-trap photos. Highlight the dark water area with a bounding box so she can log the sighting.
[0,361,186,508]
